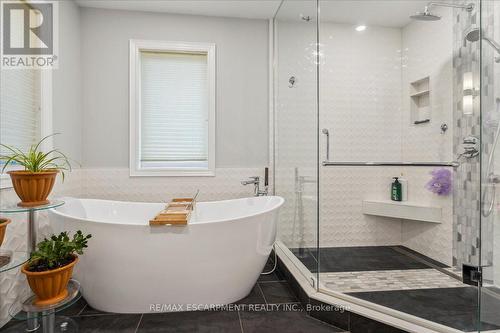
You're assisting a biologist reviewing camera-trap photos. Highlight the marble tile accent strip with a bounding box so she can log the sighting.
[320,269,465,293]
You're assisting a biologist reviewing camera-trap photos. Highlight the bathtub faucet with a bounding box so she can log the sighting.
[241,176,268,196]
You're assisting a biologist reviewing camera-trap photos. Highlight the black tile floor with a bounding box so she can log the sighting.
[0,257,346,333]
[291,246,500,332]
[349,287,500,332]
[291,246,447,273]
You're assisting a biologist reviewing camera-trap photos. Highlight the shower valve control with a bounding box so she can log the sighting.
[460,136,480,159]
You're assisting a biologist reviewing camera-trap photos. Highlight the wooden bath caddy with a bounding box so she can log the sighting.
[149,193,198,226]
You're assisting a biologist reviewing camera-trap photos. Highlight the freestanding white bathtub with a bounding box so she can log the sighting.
[49,196,284,313]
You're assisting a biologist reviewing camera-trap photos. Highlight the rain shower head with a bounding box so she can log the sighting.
[410,7,441,21]
[410,2,474,21]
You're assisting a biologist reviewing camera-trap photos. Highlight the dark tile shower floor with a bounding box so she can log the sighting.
[351,287,500,332]
[291,246,447,273]
[291,246,500,332]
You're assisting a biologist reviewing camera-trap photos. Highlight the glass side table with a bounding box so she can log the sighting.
[0,200,70,332]
[4,280,81,333]
[0,249,29,273]
[0,200,65,256]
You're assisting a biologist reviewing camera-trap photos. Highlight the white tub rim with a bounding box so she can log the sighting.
[50,196,285,226]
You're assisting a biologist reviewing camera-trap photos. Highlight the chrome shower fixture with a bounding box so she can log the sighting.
[465,27,500,63]
[440,123,448,134]
[300,14,311,22]
[410,2,474,21]
[322,129,330,161]
[457,136,480,160]
[482,99,500,217]
[410,7,441,21]
[465,27,480,42]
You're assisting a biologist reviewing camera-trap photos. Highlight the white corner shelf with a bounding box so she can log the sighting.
[410,90,430,98]
[362,200,442,223]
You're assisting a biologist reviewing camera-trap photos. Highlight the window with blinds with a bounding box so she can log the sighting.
[130,40,216,176]
[140,51,208,167]
[0,70,41,162]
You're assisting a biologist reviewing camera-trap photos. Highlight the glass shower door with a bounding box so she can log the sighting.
[480,0,500,330]
[274,0,319,281]
[316,0,487,331]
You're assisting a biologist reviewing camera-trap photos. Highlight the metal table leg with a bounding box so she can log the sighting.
[26,312,40,332]
[26,209,38,332]
[42,310,55,333]
[27,209,36,254]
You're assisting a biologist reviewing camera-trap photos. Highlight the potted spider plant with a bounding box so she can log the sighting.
[0,134,72,207]
[22,231,91,306]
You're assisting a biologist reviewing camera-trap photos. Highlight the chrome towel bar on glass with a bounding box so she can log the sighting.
[322,161,460,167]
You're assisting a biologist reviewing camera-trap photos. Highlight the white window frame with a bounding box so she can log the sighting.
[129,39,216,177]
[0,71,52,189]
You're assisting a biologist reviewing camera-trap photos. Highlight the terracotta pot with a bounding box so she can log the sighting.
[22,256,78,306]
[0,218,11,247]
[8,170,58,207]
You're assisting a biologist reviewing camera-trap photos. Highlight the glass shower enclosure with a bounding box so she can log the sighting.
[273,0,500,331]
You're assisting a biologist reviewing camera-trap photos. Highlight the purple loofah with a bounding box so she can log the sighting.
[425,168,452,196]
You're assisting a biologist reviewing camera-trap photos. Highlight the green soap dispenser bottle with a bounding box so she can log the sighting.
[391,177,402,201]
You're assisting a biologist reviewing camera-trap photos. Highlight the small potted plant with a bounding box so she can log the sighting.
[0,218,11,247]
[22,231,91,305]
[0,134,72,207]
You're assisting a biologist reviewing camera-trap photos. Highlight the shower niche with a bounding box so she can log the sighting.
[410,76,431,125]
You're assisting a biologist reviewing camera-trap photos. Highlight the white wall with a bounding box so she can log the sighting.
[53,0,83,164]
[0,0,83,327]
[276,20,405,249]
[274,19,319,249]
[80,8,269,168]
[319,22,404,249]
[401,7,453,163]
[400,6,454,265]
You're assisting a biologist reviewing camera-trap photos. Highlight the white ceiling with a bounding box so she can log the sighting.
[76,0,428,28]
[75,0,282,20]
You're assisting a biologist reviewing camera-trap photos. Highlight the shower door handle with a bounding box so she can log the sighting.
[322,129,330,162]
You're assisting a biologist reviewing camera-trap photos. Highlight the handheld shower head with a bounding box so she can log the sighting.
[465,27,500,62]
[465,28,480,42]
[321,129,329,135]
